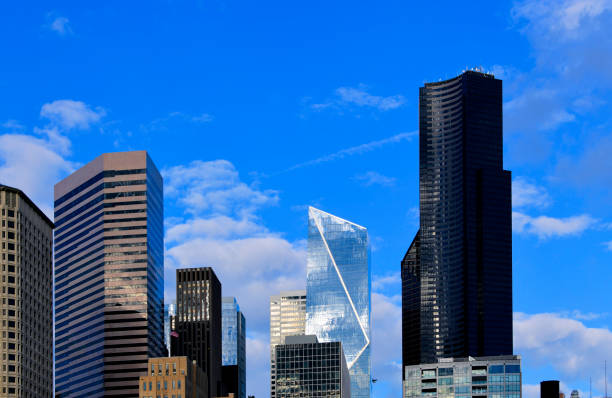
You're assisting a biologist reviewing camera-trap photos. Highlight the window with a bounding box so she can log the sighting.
[505,365,520,373]
[143,382,147,391]
[488,365,504,374]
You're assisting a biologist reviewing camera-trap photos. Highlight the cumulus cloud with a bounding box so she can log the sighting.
[311,85,405,112]
[371,292,403,398]
[512,211,598,238]
[40,99,106,130]
[514,312,612,395]
[163,159,306,398]
[504,88,575,133]
[512,177,551,208]
[163,160,279,217]
[372,273,400,292]
[354,171,396,187]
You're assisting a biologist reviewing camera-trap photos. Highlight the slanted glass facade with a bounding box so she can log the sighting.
[403,356,522,398]
[306,207,371,398]
[222,297,246,398]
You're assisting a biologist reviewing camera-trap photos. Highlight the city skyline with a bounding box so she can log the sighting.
[1,1,612,397]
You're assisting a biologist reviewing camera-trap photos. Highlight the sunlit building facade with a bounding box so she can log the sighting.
[0,185,53,397]
[403,356,521,398]
[306,207,371,398]
[270,290,306,398]
[54,151,165,397]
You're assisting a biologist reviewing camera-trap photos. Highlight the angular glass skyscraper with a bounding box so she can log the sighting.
[306,207,371,398]
[222,297,246,398]
[402,71,513,371]
[54,151,165,396]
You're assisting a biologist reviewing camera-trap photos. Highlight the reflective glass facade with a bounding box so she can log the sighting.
[222,297,246,398]
[306,207,371,398]
[403,71,513,369]
[54,151,165,397]
[275,336,351,398]
[403,356,521,398]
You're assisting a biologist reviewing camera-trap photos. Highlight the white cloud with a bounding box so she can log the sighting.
[372,273,400,292]
[371,292,403,397]
[40,99,106,130]
[163,160,278,217]
[512,211,597,238]
[512,177,551,208]
[513,0,612,35]
[354,171,396,187]
[163,159,306,398]
[514,312,612,395]
[311,85,405,112]
[604,241,612,251]
[335,86,405,111]
[285,131,417,172]
[0,134,76,218]
[505,88,575,133]
[48,16,73,36]
[1,120,25,131]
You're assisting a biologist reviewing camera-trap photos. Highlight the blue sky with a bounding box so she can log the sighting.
[1,1,612,397]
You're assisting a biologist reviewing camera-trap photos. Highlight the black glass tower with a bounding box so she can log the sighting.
[172,267,222,398]
[402,71,513,372]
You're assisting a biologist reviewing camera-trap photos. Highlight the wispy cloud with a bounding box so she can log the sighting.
[512,177,551,208]
[311,85,406,112]
[284,131,416,172]
[1,120,25,131]
[47,15,73,36]
[353,171,396,187]
[512,211,598,239]
[143,111,213,132]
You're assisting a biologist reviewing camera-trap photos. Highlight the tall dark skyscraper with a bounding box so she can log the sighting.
[54,151,165,396]
[172,267,222,398]
[402,71,513,371]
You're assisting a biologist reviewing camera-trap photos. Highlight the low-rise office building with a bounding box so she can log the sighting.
[275,335,350,398]
[403,355,522,398]
[139,356,208,398]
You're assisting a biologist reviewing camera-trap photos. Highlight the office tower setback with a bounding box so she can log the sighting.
[306,207,371,398]
[275,335,351,398]
[402,71,513,369]
[0,185,53,396]
[403,355,522,398]
[172,267,222,398]
[139,356,208,398]
[54,151,165,396]
[221,297,246,398]
[269,290,306,398]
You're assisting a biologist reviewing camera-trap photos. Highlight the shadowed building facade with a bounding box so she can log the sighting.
[54,151,165,396]
[0,185,53,396]
[306,207,371,398]
[171,267,222,398]
[402,71,513,371]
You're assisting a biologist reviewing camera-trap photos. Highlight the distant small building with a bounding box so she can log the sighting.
[275,335,350,398]
[570,390,580,398]
[139,356,208,398]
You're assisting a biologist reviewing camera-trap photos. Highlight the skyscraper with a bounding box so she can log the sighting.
[221,297,246,398]
[402,71,513,370]
[172,267,222,398]
[0,185,53,396]
[306,207,371,398]
[270,290,306,398]
[54,150,165,396]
